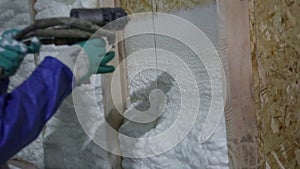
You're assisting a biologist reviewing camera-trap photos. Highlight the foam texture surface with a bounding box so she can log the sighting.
[119,4,230,169]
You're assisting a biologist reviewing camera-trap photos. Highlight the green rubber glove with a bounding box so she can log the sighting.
[77,38,115,74]
[55,38,115,84]
[0,29,41,78]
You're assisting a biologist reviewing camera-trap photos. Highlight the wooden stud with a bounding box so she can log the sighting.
[98,1,129,169]
[218,0,260,168]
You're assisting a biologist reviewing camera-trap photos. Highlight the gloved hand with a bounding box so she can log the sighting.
[0,29,41,79]
[55,38,115,83]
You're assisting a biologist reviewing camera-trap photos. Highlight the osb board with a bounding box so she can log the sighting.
[119,0,213,13]
[248,1,267,168]
[249,0,300,168]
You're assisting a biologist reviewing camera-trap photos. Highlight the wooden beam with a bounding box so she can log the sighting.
[28,0,37,22]
[218,0,261,168]
[28,0,40,66]
[98,1,128,169]
[8,159,38,169]
[114,0,129,110]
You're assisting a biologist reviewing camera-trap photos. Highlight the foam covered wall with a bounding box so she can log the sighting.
[0,0,229,168]
[119,3,229,169]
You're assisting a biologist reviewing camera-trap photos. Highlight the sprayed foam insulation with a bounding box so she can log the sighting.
[119,2,230,169]
[249,0,300,168]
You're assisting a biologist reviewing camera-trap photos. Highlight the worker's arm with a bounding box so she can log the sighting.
[0,57,73,163]
[0,30,115,163]
[0,33,115,163]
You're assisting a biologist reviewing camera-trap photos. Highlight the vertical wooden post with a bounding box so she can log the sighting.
[218,0,261,168]
[98,1,128,168]
[28,0,40,66]
[28,0,37,22]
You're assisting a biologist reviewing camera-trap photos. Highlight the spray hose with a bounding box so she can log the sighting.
[15,8,128,46]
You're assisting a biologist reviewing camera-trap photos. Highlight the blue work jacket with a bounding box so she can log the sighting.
[0,57,73,163]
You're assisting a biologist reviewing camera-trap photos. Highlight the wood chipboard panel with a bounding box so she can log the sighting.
[249,0,300,168]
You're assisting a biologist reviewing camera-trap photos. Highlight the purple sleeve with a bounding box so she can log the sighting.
[0,78,9,94]
[0,56,73,163]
